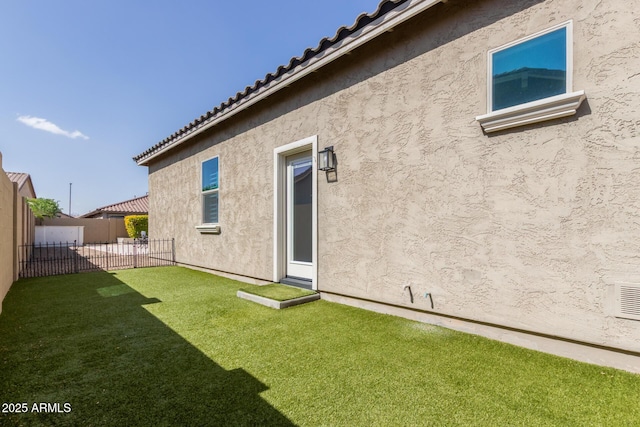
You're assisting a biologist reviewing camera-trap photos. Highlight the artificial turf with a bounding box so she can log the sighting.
[239,283,316,302]
[0,266,639,426]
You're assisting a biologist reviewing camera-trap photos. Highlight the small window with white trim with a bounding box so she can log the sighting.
[490,22,570,112]
[476,21,586,133]
[201,156,219,225]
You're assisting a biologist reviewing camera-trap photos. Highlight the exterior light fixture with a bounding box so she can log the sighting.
[318,146,336,172]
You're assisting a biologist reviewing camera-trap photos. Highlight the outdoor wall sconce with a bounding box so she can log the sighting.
[318,146,336,172]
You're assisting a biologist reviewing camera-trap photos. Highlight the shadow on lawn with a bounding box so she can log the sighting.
[0,271,294,426]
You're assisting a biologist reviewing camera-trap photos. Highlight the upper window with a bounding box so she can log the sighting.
[488,21,572,112]
[477,21,585,133]
[201,156,219,224]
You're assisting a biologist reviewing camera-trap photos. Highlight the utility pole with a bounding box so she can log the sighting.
[69,183,72,216]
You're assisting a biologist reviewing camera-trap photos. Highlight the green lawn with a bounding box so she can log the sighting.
[0,267,638,426]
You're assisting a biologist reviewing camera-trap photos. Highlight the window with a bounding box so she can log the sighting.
[476,21,585,133]
[491,25,568,111]
[201,156,219,224]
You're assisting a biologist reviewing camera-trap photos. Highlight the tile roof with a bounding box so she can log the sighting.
[6,172,30,190]
[6,172,36,197]
[81,195,148,217]
[134,0,432,165]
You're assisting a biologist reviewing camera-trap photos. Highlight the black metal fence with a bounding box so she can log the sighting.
[18,239,175,278]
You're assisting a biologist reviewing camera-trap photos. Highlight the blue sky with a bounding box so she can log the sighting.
[0,0,378,216]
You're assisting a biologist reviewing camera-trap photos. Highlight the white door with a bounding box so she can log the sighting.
[286,152,313,280]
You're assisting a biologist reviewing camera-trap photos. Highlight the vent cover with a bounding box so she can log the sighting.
[614,283,640,321]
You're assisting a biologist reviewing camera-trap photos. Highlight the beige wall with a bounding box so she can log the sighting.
[148,0,640,356]
[0,153,35,312]
[0,153,37,313]
[16,192,35,253]
[0,153,17,313]
[16,178,36,251]
[40,218,127,243]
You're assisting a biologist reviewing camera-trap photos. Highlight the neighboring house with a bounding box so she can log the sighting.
[39,195,144,243]
[6,171,37,251]
[1,157,36,313]
[134,0,640,372]
[81,195,148,219]
[6,172,36,200]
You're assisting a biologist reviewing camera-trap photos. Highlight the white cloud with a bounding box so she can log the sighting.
[17,115,89,140]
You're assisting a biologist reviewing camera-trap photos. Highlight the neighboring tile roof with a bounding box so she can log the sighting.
[134,0,426,165]
[6,172,30,190]
[6,172,36,197]
[81,195,148,218]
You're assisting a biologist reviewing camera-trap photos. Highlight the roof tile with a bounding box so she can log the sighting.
[134,0,409,164]
[81,195,148,217]
[6,172,31,192]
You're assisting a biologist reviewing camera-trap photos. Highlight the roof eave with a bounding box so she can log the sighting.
[135,0,444,167]
[80,210,100,218]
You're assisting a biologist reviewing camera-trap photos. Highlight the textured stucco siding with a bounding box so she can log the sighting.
[150,124,276,280]
[148,0,640,352]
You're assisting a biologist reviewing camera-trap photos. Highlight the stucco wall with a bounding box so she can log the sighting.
[13,176,35,251]
[0,153,16,313]
[148,0,640,353]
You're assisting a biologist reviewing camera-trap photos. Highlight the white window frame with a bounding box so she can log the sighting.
[196,155,221,234]
[476,20,586,133]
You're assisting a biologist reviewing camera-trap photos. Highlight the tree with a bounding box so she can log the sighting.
[27,198,62,219]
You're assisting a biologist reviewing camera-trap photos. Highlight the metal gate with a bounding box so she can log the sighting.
[18,239,175,278]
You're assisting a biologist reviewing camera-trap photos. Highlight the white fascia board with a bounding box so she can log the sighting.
[137,0,444,166]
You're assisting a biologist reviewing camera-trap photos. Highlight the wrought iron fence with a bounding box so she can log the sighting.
[18,239,175,278]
